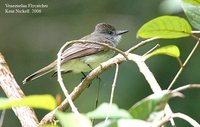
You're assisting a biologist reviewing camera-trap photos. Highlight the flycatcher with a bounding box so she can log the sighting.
[23,23,128,84]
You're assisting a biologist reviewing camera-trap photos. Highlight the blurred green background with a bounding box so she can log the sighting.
[0,0,199,126]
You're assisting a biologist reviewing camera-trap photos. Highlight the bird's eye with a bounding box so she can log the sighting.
[108,31,113,35]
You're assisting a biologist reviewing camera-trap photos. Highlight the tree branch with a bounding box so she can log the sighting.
[156,112,200,127]
[0,53,39,127]
[40,52,175,125]
[57,40,80,115]
[172,84,200,93]
[40,37,175,125]
[39,50,126,125]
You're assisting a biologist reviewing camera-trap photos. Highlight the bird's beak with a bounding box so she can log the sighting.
[116,30,129,35]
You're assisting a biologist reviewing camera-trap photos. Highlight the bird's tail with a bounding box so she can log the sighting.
[23,61,56,84]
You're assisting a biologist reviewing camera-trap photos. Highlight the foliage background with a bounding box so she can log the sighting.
[0,0,199,126]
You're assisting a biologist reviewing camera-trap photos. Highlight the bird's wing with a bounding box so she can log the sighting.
[60,40,110,64]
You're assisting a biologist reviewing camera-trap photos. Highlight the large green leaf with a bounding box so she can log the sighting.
[56,111,92,127]
[137,16,192,38]
[144,45,180,60]
[86,103,132,119]
[0,95,56,110]
[129,90,173,120]
[181,0,200,30]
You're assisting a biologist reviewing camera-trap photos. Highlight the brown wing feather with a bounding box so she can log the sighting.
[60,33,114,62]
[61,43,105,63]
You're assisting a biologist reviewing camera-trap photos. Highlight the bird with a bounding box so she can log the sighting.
[23,23,128,84]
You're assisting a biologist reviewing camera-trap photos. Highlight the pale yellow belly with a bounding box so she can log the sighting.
[60,51,114,73]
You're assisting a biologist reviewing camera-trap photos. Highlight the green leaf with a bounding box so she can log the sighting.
[137,16,192,38]
[86,103,132,119]
[144,45,180,60]
[0,95,56,110]
[182,0,200,5]
[95,119,154,127]
[56,111,92,127]
[95,120,117,127]
[181,0,200,30]
[129,90,173,120]
[116,119,154,127]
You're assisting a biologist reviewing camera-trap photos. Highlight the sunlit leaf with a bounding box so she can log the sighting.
[56,111,92,127]
[86,103,132,119]
[144,45,180,60]
[0,95,56,110]
[129,90,173,120]
[95,120,116,127]
[117,119,154,127]
[137,16,192,38]
[159,0,183,14]
[181,0,200,30]
[95,119,154,127]
[182,0,200,5]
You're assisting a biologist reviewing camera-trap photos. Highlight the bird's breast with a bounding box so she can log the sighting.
[60,50,115,73]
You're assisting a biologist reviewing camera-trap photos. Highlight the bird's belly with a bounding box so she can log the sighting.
[60,51,114,73]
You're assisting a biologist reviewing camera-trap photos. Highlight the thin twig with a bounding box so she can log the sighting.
[95,78,101,109]
[105,63,119,122]
[168,40,200,90]
[177,57,183,68]
[172,84,200,93]
[156,112,200,127]
[172,113,200,127]
[191,34,200,41]
[92,77,102,125]
[92,77,101,125]
[127,37,160,53]
[57,41,80,115]
[192,31,200,34]
[0,110,6,127]
[110,63,119,104]
[143,44,160,56]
